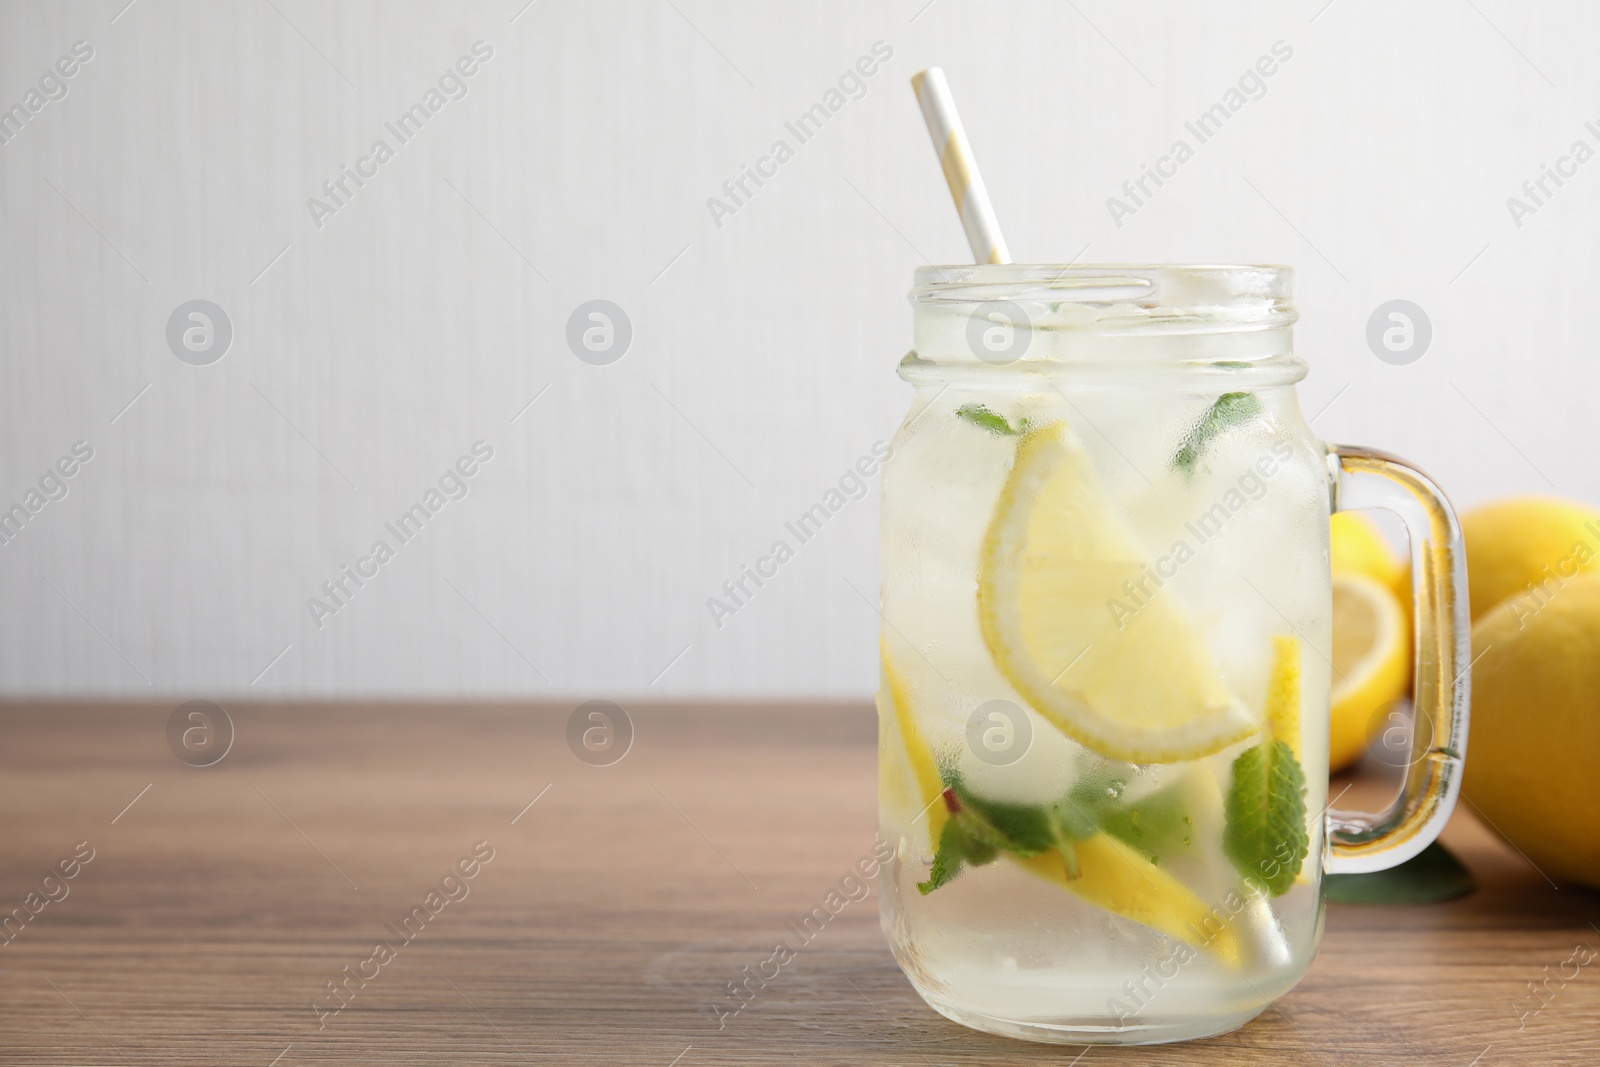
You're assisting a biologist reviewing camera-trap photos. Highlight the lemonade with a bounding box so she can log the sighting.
[877,266,1337,1043]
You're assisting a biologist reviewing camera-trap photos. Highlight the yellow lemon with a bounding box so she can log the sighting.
[1263,634,1313,885]
[1466,576,1600,888]
[977,421,1257,764]
[878,641,946,848]
[1265,634,1303,763]
[1333,513,1411,694]
[1328,573,1409,773]
[1331,512,1404,594]
[1459,497,1600,621]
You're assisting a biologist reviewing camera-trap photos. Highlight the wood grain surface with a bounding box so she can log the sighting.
[0,702,1595,1066]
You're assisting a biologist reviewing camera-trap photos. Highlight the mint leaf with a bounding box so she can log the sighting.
[1324,841,1475,904]
[957,403,1031,436]
[1063,764,1194,866]
[919,818,996,894]
[1062,762,1129,814]
[1172,391,1262,473]
[919,763,1199,893]
[1051,792,1102,842]
[1222,739,1308,896]
[1098,787,1196,866]
[918,770,1080,895]
[948,779,1058,856]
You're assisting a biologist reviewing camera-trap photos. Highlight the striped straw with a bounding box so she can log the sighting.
[910,67,1011,265]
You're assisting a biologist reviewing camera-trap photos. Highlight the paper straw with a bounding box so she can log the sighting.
[910,67,1011,265]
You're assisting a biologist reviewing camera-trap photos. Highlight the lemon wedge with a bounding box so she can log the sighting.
[977,421,1258,764]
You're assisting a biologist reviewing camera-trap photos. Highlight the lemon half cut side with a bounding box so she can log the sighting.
[1328,571,1409,771]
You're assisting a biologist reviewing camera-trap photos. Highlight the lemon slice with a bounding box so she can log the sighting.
[879,640,947,848]
[1329,572,1409,771]
[1263,634,1312,886]
[1016,842,1239,967]
[881,641,1241,966]
[1265,634,1303,763]
[977,421,1258,763]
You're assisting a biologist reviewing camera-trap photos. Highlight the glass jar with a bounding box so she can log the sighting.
[876,264,1469,1045]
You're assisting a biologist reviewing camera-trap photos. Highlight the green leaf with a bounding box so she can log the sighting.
[1098,786,1196,865]
[1172,391,1263,473]
[946,775,1058,857]
[920,761,1206,894]
[956,403,1031,436]
[1056,837,1081,879]
[959,795,1058,855]
[1050,792,1103,842]
[1062,764,1130,821]
[919,820,965,894]
[918,817,997,894]
[1062,763,1195,865]
[1222,739,1309,896]
[1324,842,1476,904]
[918,768,1076,895]
[923,761,1222,893]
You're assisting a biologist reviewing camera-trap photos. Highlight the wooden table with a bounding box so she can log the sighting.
[1,703,1595,1066]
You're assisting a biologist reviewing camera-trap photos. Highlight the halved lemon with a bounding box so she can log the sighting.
[977,421,1259,764]
[1329,572,1409,772]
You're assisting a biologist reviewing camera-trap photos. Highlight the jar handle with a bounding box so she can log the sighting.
[1325,445,1471,874]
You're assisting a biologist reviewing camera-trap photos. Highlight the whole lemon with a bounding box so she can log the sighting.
[1465,575,1600,888]
[1331,512,1405,593]
[1460,497,1600,621]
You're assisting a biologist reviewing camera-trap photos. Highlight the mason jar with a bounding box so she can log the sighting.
[876,264,1469,1044]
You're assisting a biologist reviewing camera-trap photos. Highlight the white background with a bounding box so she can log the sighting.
[0,0,1591,699]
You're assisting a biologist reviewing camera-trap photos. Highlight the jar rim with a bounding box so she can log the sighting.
[910,263,1296,331]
